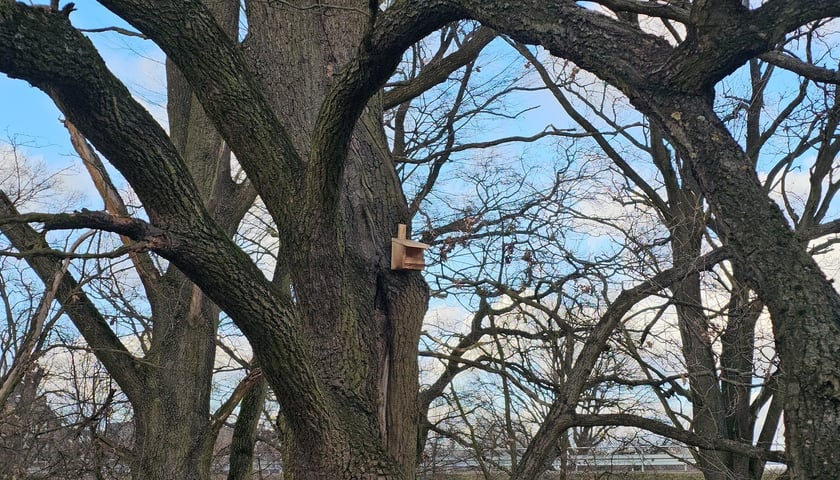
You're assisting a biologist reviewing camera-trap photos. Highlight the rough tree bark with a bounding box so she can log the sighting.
[0,2,253,478]
[227,373,267,480]
[445,2,840,479]
[1,1,839,479]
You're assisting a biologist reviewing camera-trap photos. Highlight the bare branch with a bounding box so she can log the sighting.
[0,231,85,406]
[760,51,840,84]
[66,120,161,285]
[0,191,144,401]
[512,42,671,220]
[383,26,496,109]
[0,209,168,246]
[513,246,731,477]
[77,26,147,38]
[592,0,690,22]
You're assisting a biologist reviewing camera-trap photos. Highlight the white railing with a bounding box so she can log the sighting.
[566,449,693,472]
[420,446,697,473]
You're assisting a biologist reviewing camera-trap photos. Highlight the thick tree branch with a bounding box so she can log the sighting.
[226,371,268,480]
[0,209,168,246]
[98,0,303,234]
[446,0,670,93]
[805,218,840,240]
[446,0,840,95]
[382,25,495,109]
[660,0,840,91]
[754,0,840,39]
[760,51,840,84]
[592,0,690,22]
[0,3,340,449]
[512,246,731,478]
[688,0,744,26]
[307,0,466,214]
[0,3,205,226]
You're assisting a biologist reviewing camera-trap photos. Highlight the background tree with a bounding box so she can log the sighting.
[0,143,129,478]
[398,20,812,480]
[504,14,840,480]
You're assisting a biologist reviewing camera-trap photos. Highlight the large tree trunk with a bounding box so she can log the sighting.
[128,275,218,480]
[241,2,427,476]
[7,1,838,478]
[126,2,255,478]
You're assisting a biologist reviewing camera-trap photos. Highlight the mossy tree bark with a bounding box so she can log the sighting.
[0,1,253,479]
[1,0,840,479]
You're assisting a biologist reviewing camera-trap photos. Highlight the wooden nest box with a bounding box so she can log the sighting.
[391,224,430,271]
